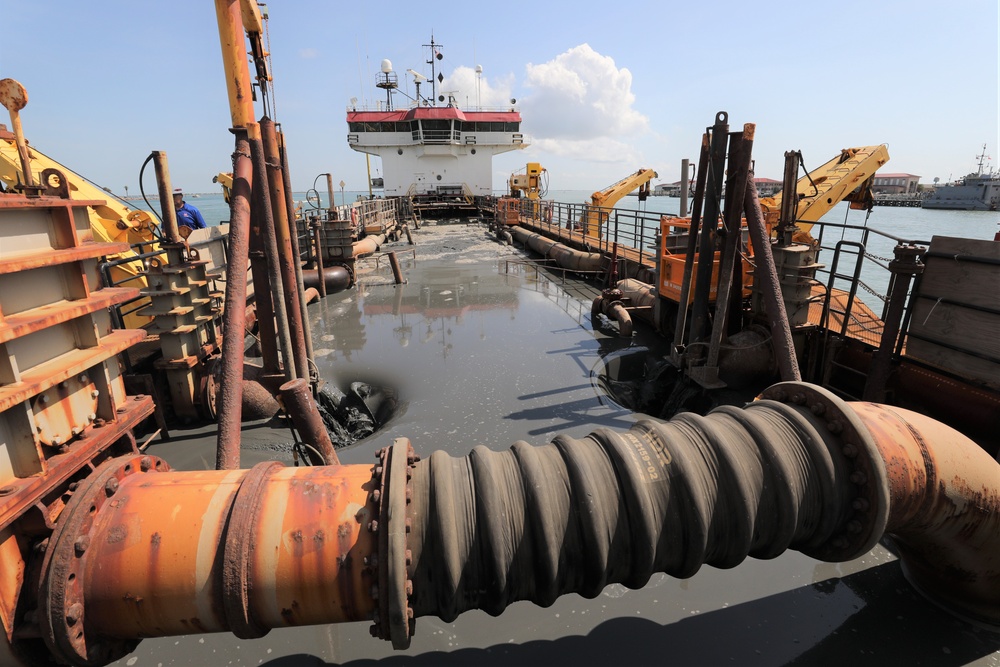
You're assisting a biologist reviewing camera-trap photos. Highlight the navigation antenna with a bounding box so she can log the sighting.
[376,59,398,111]
[975,143,991,176]
[424,34,444,106]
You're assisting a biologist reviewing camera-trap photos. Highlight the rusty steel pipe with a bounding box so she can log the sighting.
[150,151,181,244]
[261,118,309,384]
[249,133,295,380]
[312,218,327,297]
[277,128,316,382]
[388,251,405,285]
[352,233,387,259]
[849,401,1000,623]
[326,174,336,214]
[279,378,339,465]
[39,455,375,665]
[215,131,254,471]
[0,78,36,190]
[744,172,801,381]
[32,383,1000,665]
[862,244,924,401]
[301,265,352,294]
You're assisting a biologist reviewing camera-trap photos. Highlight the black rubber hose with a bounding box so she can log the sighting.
[406,398,861,623]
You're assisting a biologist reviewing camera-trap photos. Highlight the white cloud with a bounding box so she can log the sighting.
[533,137,644,165]
[438,66,514,109]
[520,44,649,142]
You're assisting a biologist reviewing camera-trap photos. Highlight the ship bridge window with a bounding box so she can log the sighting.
[460,121,520,132]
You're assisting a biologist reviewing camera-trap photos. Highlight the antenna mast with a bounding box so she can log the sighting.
[424,34,443,106]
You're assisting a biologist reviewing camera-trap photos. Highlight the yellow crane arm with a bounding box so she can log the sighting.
[761,145,889,233]
[591,168,658,209]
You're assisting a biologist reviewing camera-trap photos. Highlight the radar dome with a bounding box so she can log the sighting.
[380,59,393,73]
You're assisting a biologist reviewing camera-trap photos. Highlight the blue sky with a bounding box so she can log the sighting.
[3,0,998,195]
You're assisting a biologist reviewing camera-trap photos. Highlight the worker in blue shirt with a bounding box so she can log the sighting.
[172,188,207,231]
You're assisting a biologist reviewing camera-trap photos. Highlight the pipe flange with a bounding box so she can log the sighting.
[222,461,284,639]
[371,438,418,648]
[760,382,890,562]
[39,454,170,666]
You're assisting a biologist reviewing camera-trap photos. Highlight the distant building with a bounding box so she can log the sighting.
[654,177,781,197]
[873,173,921,195]
[753,178,782,197]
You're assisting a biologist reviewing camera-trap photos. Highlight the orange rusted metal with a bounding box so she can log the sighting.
[56,456,376,657]
[850,401,1000,624]
[20,385,1000,665]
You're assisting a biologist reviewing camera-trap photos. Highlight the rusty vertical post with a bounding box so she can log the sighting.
[388,251,405,285]
[151,151,181,244]
[260,118,309,383]
[277,127,316,383]
[671,132,712,352]
[326,173,336,215]
[744,172,801,381]
[776,151,800,247]
[312,218,327,298]
[279,378,340,465]
[703,125,754,378]
[862,244,924,401]
[679,158,690,218]
[0,78,36,190]
[215,131,254,471]
[249,131,296,381]
[246,140,282,377]
[689,112,730,348]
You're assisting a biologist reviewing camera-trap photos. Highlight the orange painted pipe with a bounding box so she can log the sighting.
[81,461,376,641]
[850,402,1000,624]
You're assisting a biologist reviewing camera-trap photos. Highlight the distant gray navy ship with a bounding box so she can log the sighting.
[922,144,1000,211]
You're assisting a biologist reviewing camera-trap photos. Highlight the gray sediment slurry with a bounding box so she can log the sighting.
[125,219,1000,666]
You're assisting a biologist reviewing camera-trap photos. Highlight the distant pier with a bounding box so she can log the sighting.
[873,195,923,207]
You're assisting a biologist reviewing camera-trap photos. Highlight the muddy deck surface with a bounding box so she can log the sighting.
[123,220,1000,666]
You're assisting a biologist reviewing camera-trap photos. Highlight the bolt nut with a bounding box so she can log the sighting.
[810,403,826,416]
[852,498,870,511]
[74,535,91,556]
[850,471,867,485]
[91,390,100,399]
[831,536,848,549]
[374,466,383,477]
[79,375,89,384]
[772,390,787,402]
[405,549,412,567]
[826,420,844,434]
[405,579,413,596]
[39,395,49,404]
[791,393,805,405]
[368,520,378,533]
[842,444,858,458]
[105,477,119,496]
[847,520,863,534]
[371,489,381,503]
